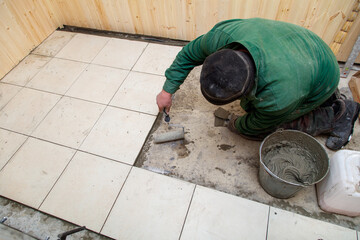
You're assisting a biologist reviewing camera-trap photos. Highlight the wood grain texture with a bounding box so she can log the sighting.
[1,0,359,79]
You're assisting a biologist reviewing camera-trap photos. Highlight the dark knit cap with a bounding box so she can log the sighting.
[200,49,256,105]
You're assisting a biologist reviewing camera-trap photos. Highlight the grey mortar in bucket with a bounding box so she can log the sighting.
[259,130,329,199]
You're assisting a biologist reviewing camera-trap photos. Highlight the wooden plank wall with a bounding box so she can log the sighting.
[0,0,358,79]
[0,0,61,78]
[53,0,355,45]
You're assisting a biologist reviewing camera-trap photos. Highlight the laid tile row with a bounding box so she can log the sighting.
[30,31,182,74]
[0,139,357,240]
[0,90,156,165]
[1,58,165,114]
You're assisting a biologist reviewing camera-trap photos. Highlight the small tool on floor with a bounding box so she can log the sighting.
[57,226,86,240]
[154,108,184,144]
[214,107,231,127]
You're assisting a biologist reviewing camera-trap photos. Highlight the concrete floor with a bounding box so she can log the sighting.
[136,66,360,231]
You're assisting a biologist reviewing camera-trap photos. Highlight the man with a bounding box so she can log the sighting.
[156,18,360,150]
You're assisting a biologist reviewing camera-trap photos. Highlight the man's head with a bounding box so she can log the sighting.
[200,49,256,105]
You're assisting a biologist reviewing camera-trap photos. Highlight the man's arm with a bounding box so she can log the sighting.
[235,104,299,136]
[157,27,235,112]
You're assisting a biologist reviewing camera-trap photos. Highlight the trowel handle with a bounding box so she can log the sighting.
[163,108,170,122]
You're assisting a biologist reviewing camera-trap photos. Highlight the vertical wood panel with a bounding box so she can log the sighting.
[1,0,358,79]
[0,0,61,78]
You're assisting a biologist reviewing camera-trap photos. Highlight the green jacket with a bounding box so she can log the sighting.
[163,18,339,135]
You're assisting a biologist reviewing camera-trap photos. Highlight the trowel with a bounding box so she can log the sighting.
[153,108,185,144]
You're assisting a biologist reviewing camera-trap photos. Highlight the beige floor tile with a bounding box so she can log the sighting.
[267,207,357,240]
[56,33,109,62]
[27,58,87,94]
[110,72,165,115]
[32,31,76,57]
[0,129,27,170]
[1,55,50,86]
[101,167,194,240]
[80,107,156,164]
[40,151,131,232]
[0,88,60,135]
[133,43,182,75]
[0,83,22,110]
[92,38,148,70]
[32,97,105,149]
[0,138,75,208]
[180,186,269,240]
[66,64,128,104]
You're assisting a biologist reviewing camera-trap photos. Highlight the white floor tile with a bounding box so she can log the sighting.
[180,186,268,240]
[56,33,109,62]
[267,207,357,240]
[40,151,131,232]
[110,72,165,115]
[0,88,61,135]
[0,83,22,110]
[93,38,148,70]
[0,129,27,170]
[101,167,195,240]
[133,43,182,75]
[66,64,128,104]
[27,58,87,94]
[32,31,76,57]
[32,97,105,149]
[1,55,50,86]
[0,138,75,208]
[80,107,156,164]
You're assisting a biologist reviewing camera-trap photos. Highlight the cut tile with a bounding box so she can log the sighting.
[27,58,87,94]
[0,138,75,208]
[40,151,131,232]
[101,167,194,240]
[0,88,60,135]
[1,55,50,86]
[66,64,128,104]
[32,97,105,149]
[56,33,109,62]
[133,43,182,75]
[93,38,148,69]
[267,207,357,240]
[0,129,27,170]
[0,83,22,110]
[110,72,165,115]
[80,107,156,164]
[180,186,268,240]
[32,31,76,57]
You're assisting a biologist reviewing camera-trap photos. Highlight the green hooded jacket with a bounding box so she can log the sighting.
[163,18,339,136]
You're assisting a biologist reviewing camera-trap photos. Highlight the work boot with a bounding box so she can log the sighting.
[326,99,360,150]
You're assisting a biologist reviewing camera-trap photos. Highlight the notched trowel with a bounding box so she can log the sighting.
[153,108,185,144]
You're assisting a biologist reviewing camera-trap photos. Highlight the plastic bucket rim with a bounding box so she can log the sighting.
[259,129,329,187]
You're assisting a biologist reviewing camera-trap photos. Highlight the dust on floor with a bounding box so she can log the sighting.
[136,66,360,231]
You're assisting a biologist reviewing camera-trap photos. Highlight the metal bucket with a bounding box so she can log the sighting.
[259,130,329,199]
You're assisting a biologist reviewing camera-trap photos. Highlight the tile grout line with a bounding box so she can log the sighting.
[98,166,134,234]
[0,54,52,111]
[106,42,150,105]
[0,84,24,112]
[76,42,151,152]
[0,125,134,167]
[177,184,197,240]
[0,136,30,173]
[265,206,271,240]
[32,31,76,57]
[22,55,53,89]
[37,150,78,210]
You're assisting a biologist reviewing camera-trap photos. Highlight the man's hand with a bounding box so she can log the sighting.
[156,89,172,113]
